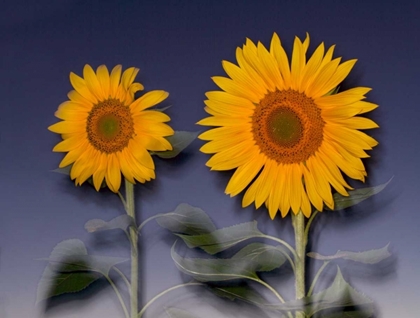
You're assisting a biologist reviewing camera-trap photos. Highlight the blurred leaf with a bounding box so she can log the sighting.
[318,309,374,318]
[307,244,391,264]
[165,307,200,318]
[210,285,268,306]
[171,244,257,281]
[232,243,288,272]
[36,266,101,303]
[51,165,71,175]
[85,215,136,233]
[36,239,127,302]
[154,105,172,112]
[39,239,127,275]
[305,267,373,316]
[333,178,392,211]
[155,203,216,235]
[176,221,264,255]
[153,131,199,159]
[257,267,373,315]
[171,241,287,283]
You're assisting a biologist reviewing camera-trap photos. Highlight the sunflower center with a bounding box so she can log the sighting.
[86,99,134,154]
[252,89,324,164]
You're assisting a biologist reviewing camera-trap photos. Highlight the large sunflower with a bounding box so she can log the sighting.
[198,33,378,219]
[48,64,174,192]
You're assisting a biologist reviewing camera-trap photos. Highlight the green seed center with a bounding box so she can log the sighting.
[267,108,303,147]
[98,115,120,139]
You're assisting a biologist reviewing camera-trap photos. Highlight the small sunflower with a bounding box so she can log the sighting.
[198,33,378,219]
[49,64,174,192]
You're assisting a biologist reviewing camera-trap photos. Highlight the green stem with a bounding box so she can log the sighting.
[125,180,138,318]
[105,275,129,318]
[137,282,203,318]
[292,212,306,318]
[307,261,330,297]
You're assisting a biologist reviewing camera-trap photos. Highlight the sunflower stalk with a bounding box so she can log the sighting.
[292,212,306,318]
[125,179,139,318]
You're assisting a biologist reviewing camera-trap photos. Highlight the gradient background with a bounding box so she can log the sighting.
[1,0,419,317]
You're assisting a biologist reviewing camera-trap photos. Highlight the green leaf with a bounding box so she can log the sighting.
[36,266,101,303]
[85,215,136,233]
[333,178,392,211]
[176,221,264,255]
[232,243,288,272]
[165,307,200,318]
[153,131,199,159]
[36,239,128,302]
[307,244,391,264]
[155,203,216,235]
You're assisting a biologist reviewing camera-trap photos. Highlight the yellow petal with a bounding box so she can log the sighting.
[121,67,139,90]
[199,132,250,153]
[105,154,121,192]
[290,36,305,90]
[257,42,284,90]
[254,159,276,208]
[300,42,324,92]
[96,65,110,98]
[131,90,169,113]
[93,153,107,191]
[117,150,136,184]
[48,121,85,134]
[225,153,265,196]
[53,134,86,152]
[109,65,122,97]
[303,164,324,212]
[128,138,155,170]
[289,164,303,215]
[222,60,266,97]
[83,64,104,101]
[236,47,268,94]
[270,33,291,87]
[69,72,97,104]
[136,134,172,151]
[315,87,372,107]
[198,125,249,141]
[197,116,249,127]
[308,58,341,98]
[316,59,357,97]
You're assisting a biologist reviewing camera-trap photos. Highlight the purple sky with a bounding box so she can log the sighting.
[1,1,419,317]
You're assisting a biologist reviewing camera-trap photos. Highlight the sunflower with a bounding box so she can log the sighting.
[197,33,378,219]
[48,64,174,192]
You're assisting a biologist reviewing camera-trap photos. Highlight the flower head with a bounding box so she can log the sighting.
[49,64,174,192]
[198,33,378,218]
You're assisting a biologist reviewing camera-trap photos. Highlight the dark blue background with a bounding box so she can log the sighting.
[1,1,418,317]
